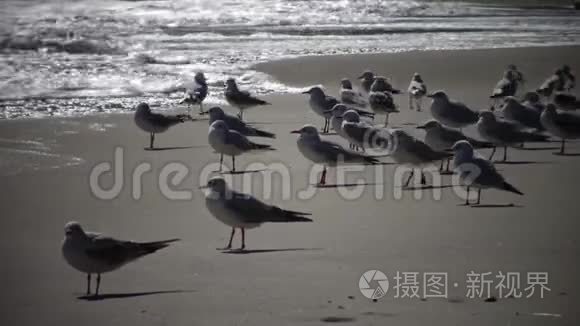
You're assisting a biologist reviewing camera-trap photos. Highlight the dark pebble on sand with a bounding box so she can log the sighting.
[347,296,355,300]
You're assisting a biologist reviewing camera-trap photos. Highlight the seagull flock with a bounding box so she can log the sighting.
[64,65,578,296]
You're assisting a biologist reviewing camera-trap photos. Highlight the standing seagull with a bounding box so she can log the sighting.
[292,125,379,185]
[490,65,524,111]
[500,96,544,131]
[359,71,401,94]
[452,141,523,205]
[417,119,492,172]
[540,104,580,154]
[408,73,427,111]
[340,78,368,108]
[428,90,479,129]
[208,120,274,172]
[369,77,399,127]
[389,129,452,187]
[61,222,179,296]
[341,110,391,152]
[477,111,548,162]
[303,86,339,133]
[207,106,275,138]
[134,103,191,150]
[225,78,270,120]
[327,104,374,146]
[359,70,376,94]
[201,177,312,250]
[180,72,208,114]
[537,68,566,98]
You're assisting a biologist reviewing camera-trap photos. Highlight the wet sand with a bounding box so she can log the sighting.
[1,46,580,325]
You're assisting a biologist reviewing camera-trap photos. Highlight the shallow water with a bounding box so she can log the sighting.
[1,0,579,119]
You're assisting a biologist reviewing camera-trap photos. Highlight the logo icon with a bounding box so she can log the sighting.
[359,270,389,300]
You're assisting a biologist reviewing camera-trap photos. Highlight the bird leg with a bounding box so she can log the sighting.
[502,146,508,162]
[488,147,496,160]
[95,274,101,297]
[408,94,414,110]
[420,171,427,185]
[199,103,206,115]
[384,113,390,127]
[86,273,91,296]
[445,158,451,172]
[219,154,224,172]
[417,98,422,112]
[232,156,236,172]
[404,170,414,187]
[149,133,155,150]
[561,138,566,154]
[241,228,246,250]
[439,160,444,171]
[219,228,235,250]
[319,166,327,185]
[464,186,470,205]
[476,189,482,205]
[238,110,244,120]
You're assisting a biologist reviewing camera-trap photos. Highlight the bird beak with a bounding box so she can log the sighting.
[198,185,208,189]
[357,74,365,79]
[290,130,300,134]
[301,90,311,94]
[426,94,434,98]
[416,125,426,129]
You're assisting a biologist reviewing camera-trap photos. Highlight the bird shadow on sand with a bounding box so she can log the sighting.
[517,145,560,151]
[144,145,202,151]
[313,182,383,188]
[219,169,267,175]
[221,248,323,255]
[77,289,193,301]
[553,152,580,157]
[492,160,553,165]
[457,203,522,208]
[400,184,455,191]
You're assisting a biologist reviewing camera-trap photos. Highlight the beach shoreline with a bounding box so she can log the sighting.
[1,45,580,325]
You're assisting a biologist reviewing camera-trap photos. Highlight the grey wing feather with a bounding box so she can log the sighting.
[225,192,312,223]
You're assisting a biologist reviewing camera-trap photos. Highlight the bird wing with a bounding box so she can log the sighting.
[555,111,580,133]
[226,89,269,106]
[411,138,450,162]
[224,192,311,223]
[471,157,504,187]
[85,235,140,266]
[225,130,253,150]
[341,89,367,107]
[439,127,467,145]
[148,111,187,127]
[447,101,478,124]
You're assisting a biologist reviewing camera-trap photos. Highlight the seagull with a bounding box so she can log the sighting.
[369,77,399,126]
[427,90,479,129]
[537,68,566,98]
[134,103,192,150]
[291,125,379,185]
[200,177,312,250]
[341,110,391,152]
[522,91,545,113]
[561,64,575,91]
[207,106,275,138]
[417,119,492,172]
[554,93,580,111]
[477,111,548,162]
[208,120,274,172]
[61,221,179,296]
[389,129,452,187]
[452,140,523,205]
[303,86,341,133]
[326,104,374,146]
[408,73,427,111]
[224,78,270,120]
[340,78,368,108]
[359,70,376,94]
[490,67,523,111]
[540,104,580,154]
[179,72,208,114]
[500,96,544,131]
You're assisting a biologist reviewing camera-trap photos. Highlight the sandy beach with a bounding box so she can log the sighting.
[1,46,580,325]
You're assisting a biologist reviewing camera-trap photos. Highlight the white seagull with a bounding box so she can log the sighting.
[208,120,274,172]
[179,71,208,114]
[225,78,270,120]
[291,125,380,185]
[427,90,479,129]
[200,177,312,250]
[452,140,523,205]
[540,104,580,154]
[303,86,339,133]
[134,103,192,150]
[61,221,179,296]
[408,73,427,111]
[207,106,275,138]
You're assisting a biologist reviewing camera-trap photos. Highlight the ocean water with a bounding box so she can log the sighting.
[1,0,580,119]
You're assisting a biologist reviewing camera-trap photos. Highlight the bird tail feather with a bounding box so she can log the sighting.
[502,182,523,195]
